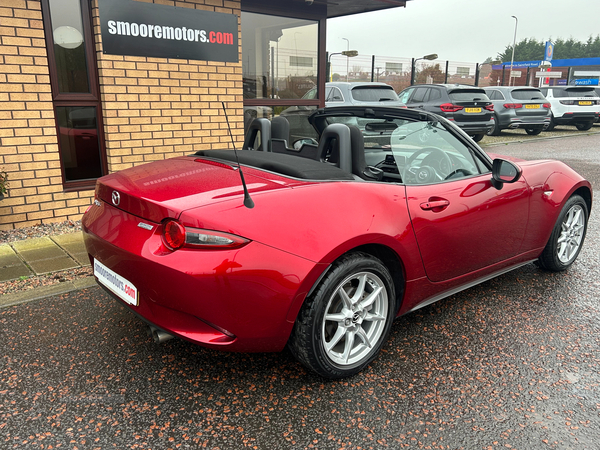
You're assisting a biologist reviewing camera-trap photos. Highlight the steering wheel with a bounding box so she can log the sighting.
[444,168,473,180]
[403,147,452,184]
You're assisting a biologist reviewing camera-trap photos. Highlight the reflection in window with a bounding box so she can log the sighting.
[242,12,318,100]
[49,0,90,93]
[56,106,103,181]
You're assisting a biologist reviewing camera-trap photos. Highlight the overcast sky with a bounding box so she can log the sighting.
[327,0,600,64]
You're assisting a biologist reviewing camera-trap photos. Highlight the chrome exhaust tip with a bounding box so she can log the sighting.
[147,325,174,344]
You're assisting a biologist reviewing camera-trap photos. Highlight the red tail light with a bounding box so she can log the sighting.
[484,104,494,111]
[163,220,186,250]
[440,103,463,112]
[503,103,523,109]
[543,103,551,108]
[162,219,250,251]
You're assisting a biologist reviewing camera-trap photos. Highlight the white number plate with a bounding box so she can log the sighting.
[94,259,138,306]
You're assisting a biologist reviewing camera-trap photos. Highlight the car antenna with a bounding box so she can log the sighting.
[221,101,254,209]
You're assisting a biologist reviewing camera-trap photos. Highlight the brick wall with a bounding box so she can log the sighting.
[0,0,243,231]
[93,0,244,173]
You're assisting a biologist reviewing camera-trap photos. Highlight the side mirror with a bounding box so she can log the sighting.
[491,158,521,190]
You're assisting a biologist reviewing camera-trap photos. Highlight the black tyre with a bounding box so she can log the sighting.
[546,114,556,131]
[525,127,543,135]
[288,252,396,379]
[471,133,484,143]
[575,122,594,131]
[538,195,588,272]
[487,114,501,136]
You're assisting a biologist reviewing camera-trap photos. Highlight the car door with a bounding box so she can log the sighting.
[406,87,429,109]
[398,87,415,104]
[395,121,530,282]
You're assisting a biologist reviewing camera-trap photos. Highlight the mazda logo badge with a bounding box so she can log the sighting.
[112,191,121,206]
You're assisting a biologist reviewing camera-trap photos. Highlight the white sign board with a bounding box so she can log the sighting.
[574,71,600,77]
[510,71,521,77]
[535,71,562,78]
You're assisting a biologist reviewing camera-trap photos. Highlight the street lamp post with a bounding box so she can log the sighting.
[508,15,518,86]
[410,53,438,85]
[342,38,349,81]
[327,50,359,82]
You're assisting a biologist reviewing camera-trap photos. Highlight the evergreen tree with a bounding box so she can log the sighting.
[497,35,600,62]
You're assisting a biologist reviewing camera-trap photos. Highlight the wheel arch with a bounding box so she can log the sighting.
[303,243,406,318]
[573,185,592,214]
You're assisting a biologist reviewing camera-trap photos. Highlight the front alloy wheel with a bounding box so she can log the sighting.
[289,252,395,378]
[538,194,588,271]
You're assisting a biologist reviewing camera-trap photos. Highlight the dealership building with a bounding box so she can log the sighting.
[0,0,410,230]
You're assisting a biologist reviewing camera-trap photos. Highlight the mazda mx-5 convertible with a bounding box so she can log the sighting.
[82,106,592,378]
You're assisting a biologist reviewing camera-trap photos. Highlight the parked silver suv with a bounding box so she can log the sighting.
[305,82,406,108]
[483,86,551,136]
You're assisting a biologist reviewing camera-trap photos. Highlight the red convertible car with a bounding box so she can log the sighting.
[82,106,592,378]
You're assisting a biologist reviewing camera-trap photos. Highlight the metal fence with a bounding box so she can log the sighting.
[328,54,483,92]
[328,54,587,90]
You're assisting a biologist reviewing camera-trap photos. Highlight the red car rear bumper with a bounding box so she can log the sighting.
[82,202,318,352]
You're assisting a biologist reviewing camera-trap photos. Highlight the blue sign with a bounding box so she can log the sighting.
[573,78,599,86]
[544,41,554,62]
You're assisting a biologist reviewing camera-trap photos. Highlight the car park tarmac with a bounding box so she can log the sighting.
[1,131,599,449]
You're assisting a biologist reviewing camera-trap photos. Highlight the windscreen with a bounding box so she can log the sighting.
[554,87,598,97]
[351,86,399,102]
[324,115,486,184]
[511,89,545,100]
[448,90,490,102]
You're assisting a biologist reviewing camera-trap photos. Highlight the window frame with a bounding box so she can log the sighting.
[41,0,108,190]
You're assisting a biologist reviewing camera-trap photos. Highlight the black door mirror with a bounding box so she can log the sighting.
[491,159,521,190]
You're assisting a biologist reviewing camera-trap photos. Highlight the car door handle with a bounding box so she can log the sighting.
[420,199,450,211]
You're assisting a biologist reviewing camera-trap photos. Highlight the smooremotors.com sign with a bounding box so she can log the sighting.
[98,0,238,63]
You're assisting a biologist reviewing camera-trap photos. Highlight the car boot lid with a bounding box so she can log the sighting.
[95,156,298,222]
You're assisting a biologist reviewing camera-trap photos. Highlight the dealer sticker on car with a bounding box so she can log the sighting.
[94,258,138,306]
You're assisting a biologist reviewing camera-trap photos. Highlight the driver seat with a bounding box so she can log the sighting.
[348,125,382,181]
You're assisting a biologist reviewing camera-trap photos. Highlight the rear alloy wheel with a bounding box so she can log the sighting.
[289,252,395,379]
[525,127,543,135]
[471,133,484,143]
[538,194,588,272]
[487,114,502,136]
[575,122,594,131]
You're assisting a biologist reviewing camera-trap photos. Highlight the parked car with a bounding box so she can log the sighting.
[483,86,551,136]
[282,82,406,142]
[309,81,406,108]
[398,84,493,142]
[83,105,591,379]
[538,86,600,131]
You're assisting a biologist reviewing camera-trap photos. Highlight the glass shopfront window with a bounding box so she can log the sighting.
[242,12,318,100]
